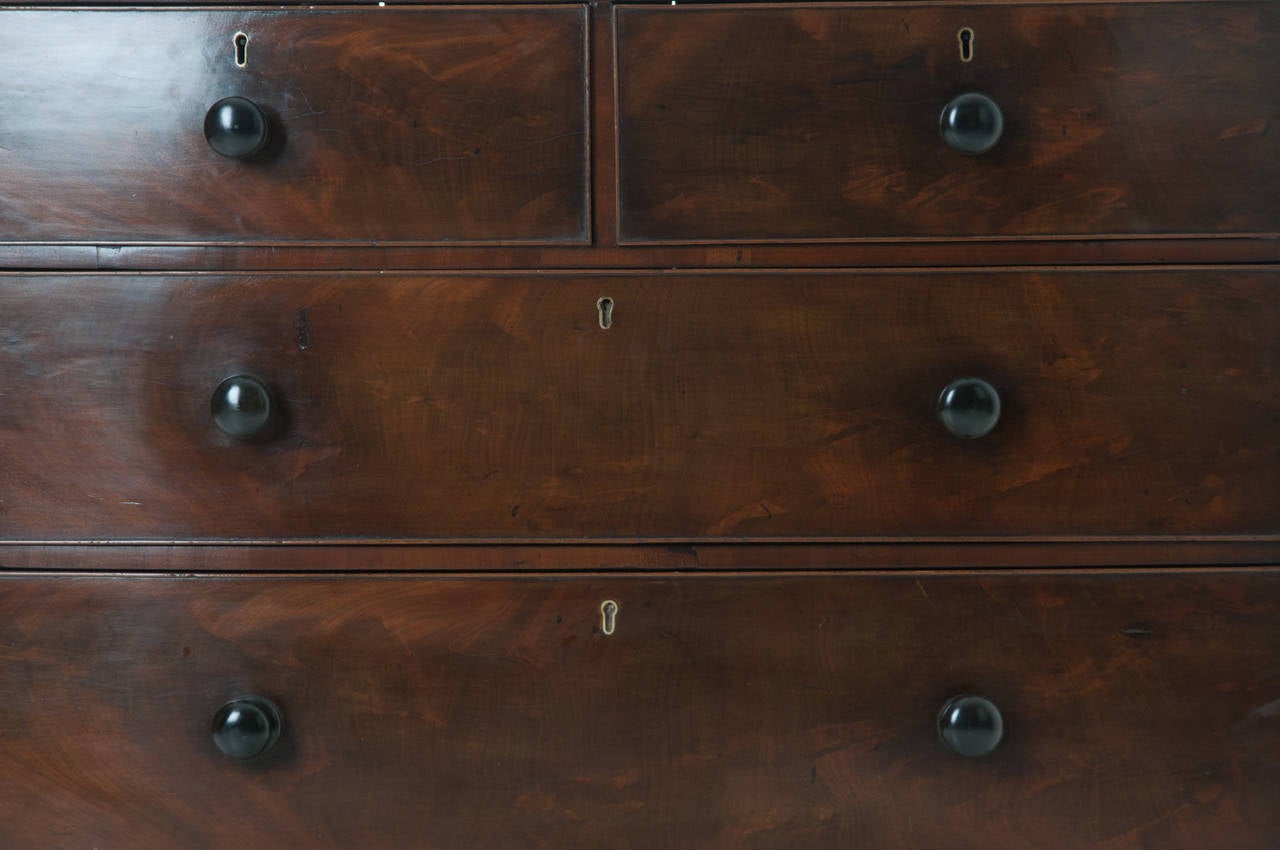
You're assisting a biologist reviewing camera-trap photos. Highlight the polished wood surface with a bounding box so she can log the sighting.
[0,1,1273,844]
[6,540,1280,572]
[616,2,1280,243]
[8,235,1280,273]
[0,1,1276,268]
[0,8,588,244]
[0,569,1276,849]
[1,269,1276,542]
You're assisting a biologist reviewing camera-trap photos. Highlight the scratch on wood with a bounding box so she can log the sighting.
[297,308,311,351]
[1249,698,1280,718]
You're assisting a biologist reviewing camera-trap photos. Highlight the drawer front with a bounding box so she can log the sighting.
[2,270,1277,541]
[615,2,1280,243]
[0,8,588,244]
[0,571,1276,848]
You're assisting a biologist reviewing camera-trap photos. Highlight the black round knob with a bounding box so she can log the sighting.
[204,96,270,159]
[211,374,276,440]
[940,92,1004,155]
[938,695,1004,757]
[212,695,283,760]
[937,377,1001,439]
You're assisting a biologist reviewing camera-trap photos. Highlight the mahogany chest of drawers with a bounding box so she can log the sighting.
[0,1,1276,848]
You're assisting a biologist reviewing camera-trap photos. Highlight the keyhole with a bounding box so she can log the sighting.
[958,27,974,62]
[234,32,249,68]
[600,600,619,636]
[597,296,614,329]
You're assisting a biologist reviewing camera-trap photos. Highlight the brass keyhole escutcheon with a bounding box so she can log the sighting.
[600,600,619,635]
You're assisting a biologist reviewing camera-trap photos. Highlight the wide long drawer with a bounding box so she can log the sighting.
[0,8,589,244]
[615,2,1280,243]
[0,570,1276,848]
[1,269,1276,541]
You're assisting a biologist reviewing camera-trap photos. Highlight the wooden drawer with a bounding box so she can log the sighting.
[2,269,1277,542]
[0,8,588,244]
[615,2,1280,243]
[0,570,1276,848]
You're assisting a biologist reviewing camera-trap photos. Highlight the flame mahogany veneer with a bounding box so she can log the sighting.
[1,571,1278,849]
[0,269,1277,542]
[0,0,1276,847]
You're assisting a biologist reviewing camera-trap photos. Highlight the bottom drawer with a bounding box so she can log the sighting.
[1,571,1276,848]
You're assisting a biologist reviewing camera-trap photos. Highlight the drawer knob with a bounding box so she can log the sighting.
[940,92,1004,155]
[938,694,1004,757]
[204,96,270,160]
[211,374,276,440]
[212,695,283,760]
[937,376,1001,439]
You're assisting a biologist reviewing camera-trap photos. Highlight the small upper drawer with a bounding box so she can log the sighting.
[615,2,1280,243]
[0,8,588,244]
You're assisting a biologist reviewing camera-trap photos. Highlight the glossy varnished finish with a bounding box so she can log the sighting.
[615,2,1280,243]
[0,3,1276,269]
[0,2,1274,844]
[6,541,1280,572]
[0,570,1276,848]
[0,8,588,244]
[0,269,1276,541]
[6,237,1280,272]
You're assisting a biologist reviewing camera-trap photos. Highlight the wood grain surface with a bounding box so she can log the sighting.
[0,269,1276,542]
[0,4,1272,848]
[8,236,1279,273]
[616,2,1280,242]
[0,569,1276,849]
[0,8,588,244]
[6,540,1280,572]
